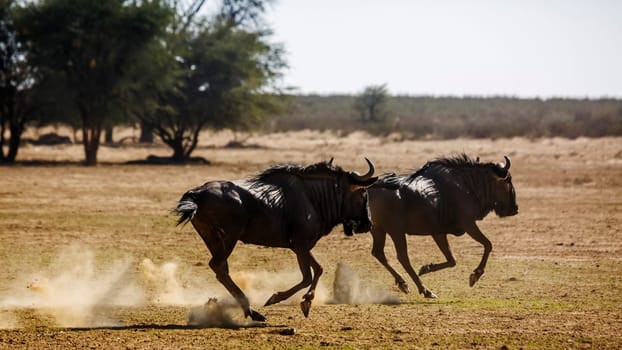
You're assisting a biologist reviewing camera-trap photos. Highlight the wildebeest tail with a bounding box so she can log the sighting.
[174,191,199,226]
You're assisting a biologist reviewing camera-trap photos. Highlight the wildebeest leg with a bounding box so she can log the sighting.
[299,252,323,318]
[389,233,437,298]
[464,222,492,287]
[264,249,313,308]
[199,223,266,322]
[208,254,266,322]
[419,234,457,276]
[370,228,409,293]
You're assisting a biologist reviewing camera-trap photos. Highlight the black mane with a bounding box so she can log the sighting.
[247,160,344,210]
[427,153,480,169]
[372,154,494,190]
[406,153,496,182]
[250,160,344,184]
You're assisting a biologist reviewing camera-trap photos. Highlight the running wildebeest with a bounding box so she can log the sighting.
[174,158,377,321]
[363,154,518,298]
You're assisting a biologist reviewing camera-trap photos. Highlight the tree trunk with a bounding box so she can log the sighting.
[82,126,101,166]
[105,126,114,144]
[0,118,6,162]
[5,122,23,163]
[139,119,154,143]
[368,105,376,122]
[171,140,186,163]
[0,93,24,164]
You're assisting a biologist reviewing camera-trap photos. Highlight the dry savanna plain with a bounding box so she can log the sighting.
[0,129,621,349]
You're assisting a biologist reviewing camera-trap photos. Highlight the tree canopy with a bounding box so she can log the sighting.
[146,1,286,162]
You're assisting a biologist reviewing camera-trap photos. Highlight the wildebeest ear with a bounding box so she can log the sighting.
[493,167,512,180]
[492,166,507,179]
[328,157,334,166]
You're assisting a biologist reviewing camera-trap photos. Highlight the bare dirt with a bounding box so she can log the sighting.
[1,129,621,349]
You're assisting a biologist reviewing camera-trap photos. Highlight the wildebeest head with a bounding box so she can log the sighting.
[490,156,518,217]
[338,158,377,235]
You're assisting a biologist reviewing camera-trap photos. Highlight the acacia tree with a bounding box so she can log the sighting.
[354,83,390,123]
[146,0,286,163]
[15,0,174,165]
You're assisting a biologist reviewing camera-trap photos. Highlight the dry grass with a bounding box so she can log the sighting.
[1,129,621,349]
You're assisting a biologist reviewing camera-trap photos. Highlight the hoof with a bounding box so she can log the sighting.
[469,271,484,287]
[418,264,432,276]
[249,309,266,322]
[423,290,438,299]
[264,293,280,306]
[300,299,312,318]
[397,281,410,294]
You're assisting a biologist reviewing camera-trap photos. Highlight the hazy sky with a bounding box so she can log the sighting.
[264,0,622,98]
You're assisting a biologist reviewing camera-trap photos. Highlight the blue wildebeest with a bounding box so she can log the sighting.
[364,154,518,298]
[174,159,377,321]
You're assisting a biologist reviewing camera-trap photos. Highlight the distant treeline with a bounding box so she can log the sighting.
[269,95,622,139]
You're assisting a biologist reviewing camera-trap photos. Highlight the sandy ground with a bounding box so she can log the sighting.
[0,129,621,349]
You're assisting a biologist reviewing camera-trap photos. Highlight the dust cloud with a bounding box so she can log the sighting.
[1,247,390,329]
[187,298,251,329]
[0,245,145,328]
[331,262,400,305]
[140,258,197,305]
[138,258,256,328]
[181,269,331,328]
[138,259,324,307]
[230,269,330,306]
[186,261,400,327]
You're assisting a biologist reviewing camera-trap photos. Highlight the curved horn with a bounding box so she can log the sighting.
[350,157,375,182]
[500,155,511,171]
[328,157,334,166]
